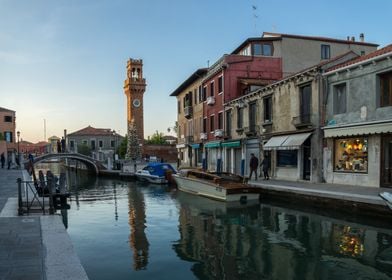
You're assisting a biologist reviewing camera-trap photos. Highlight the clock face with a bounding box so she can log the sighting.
[133,99,141,108]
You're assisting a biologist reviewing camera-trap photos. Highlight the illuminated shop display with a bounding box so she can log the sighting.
[334,137,368,173]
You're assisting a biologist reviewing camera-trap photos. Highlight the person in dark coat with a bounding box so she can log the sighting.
[61,137,66,153]
[57,139,61,153]
[249,153,259,180]
[1,153,5,168]
[260,156,270,180]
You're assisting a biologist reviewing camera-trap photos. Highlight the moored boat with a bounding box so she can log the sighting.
[173,169,261,203]
[135,162,176,184]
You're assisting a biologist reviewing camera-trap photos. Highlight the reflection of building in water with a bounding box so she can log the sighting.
[128,187,149,270]
[174,194,392,279]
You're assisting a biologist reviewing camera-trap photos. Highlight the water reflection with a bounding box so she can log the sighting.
[127,185,149,270]
[173,191,392,280]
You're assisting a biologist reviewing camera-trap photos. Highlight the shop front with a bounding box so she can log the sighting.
[263,132,312,181]
[204,141,221,172]
[221,140,242,175]
[323,121,392,187]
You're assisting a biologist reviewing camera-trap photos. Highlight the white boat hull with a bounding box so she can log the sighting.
[135,170,167,184]
[173,174,260,202]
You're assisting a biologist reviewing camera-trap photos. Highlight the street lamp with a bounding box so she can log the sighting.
[17,131,20,167]
[112,130,116,170]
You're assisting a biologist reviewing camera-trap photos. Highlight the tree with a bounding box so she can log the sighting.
[126,121,141,160]
[167,121,178,135]
[77,144,91,156]
[117,135,127,159]
[146,130,166,145]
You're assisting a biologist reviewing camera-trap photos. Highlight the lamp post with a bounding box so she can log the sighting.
[112,130,116,170]
[17,131,20,167]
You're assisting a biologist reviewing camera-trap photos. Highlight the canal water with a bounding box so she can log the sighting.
[43,166,392,280]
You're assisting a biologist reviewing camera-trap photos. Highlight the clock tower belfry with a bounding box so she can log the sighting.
[124,58,146,146]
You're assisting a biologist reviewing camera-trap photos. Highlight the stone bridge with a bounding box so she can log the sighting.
[29,153,106,175]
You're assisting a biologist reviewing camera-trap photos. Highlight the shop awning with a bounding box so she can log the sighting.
[263,132,312,150]
[323,120,392,138]
[189,143,200,149]
[263,135,288,150]
[221,140,241,148]
[204,141,221,148]
[176,144,186,149]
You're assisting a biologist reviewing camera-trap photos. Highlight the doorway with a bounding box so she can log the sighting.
[302,138,311,180]
[381,135,392,187]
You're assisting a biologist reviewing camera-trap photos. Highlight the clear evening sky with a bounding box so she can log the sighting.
[0,0,390,143]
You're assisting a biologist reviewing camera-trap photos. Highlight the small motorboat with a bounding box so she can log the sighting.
[379,192,392,210]
[173,169,261,203]
[135,162,177,184]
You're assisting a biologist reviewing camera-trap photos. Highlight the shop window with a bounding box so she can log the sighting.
[379,71,392,107]
[333,83,347,114]
[277,150,298,167]
[334,137,368,173]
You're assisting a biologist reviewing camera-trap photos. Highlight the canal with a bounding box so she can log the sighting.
[43,166,392,280]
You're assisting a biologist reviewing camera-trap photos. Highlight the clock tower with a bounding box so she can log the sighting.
[124,58,146,146]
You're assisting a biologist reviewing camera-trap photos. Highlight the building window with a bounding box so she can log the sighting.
[321,44,330,59]
[111,140,115,148]
[218,112,223,129]
[218,76,223,93]
[203,86,207,101]
[177,101,181,113]
[4,131,12,143]
[70,140,74,149]
[252,43,273,56]
[198,86,203,102]
[277,150,298,167]
[82,140,87,145]
[237,107,243,129]
[249,102,256,130]
[300,84,312,123]
[226,110,232,137]
[210,81,214,97]
[91,140,96,150]
[4,116,12,122]
[203,118,207,133]
[263,96,272,122]
[210,115,214,132]
[194,88,198,105]
[333,83,347,114]
[99,140,103,148]
[379,71,392,107]
[334,137,368,173]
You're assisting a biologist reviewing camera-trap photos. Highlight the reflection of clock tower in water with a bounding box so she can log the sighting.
[124,58,146,146]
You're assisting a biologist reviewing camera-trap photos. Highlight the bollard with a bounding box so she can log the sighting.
[17,178,23,216]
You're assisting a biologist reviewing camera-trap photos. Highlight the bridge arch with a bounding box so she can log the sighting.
[30,153,105,175]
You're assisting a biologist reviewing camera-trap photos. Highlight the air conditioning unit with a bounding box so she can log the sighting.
[207,96,215,105]
[200,133,207,140]
[214,129,224,138]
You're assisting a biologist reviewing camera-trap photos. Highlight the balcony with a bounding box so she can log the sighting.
[244,125,259,137]
[206,96,215,105]
[200,132,208,140]
[292,114,312,128]
[184,106,193,119]
[214,129,224,138]
[185,136,194,144]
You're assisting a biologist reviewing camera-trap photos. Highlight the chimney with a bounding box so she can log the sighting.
[359,33,364,42]
[351,36,355,42]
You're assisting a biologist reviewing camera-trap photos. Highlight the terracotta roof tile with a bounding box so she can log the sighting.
[326,44,392,72]
[68,125,115,136]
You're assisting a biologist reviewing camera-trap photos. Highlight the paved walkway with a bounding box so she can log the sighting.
[0,168,88,280]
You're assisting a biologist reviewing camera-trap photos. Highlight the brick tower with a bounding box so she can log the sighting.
[124,59,146,149]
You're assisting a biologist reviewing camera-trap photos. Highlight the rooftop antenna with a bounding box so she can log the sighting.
[252,4,258,34]
[207,60,210,68]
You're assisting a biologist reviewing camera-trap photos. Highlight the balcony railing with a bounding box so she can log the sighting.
[244,125,259,136]
[214,129,224,138]
[292,114,312,128]
[184,106,193,119]
[207,96,215,105]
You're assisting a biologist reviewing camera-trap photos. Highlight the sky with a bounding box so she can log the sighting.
[0,0,391,143]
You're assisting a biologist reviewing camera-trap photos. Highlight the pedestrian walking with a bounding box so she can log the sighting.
[249,153,259,180]
[260,156,270,180]
[57,139,61,153]
[1,153,5,168]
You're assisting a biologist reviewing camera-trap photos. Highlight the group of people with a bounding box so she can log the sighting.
[249,153,270,181]
[57,137,66,153]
